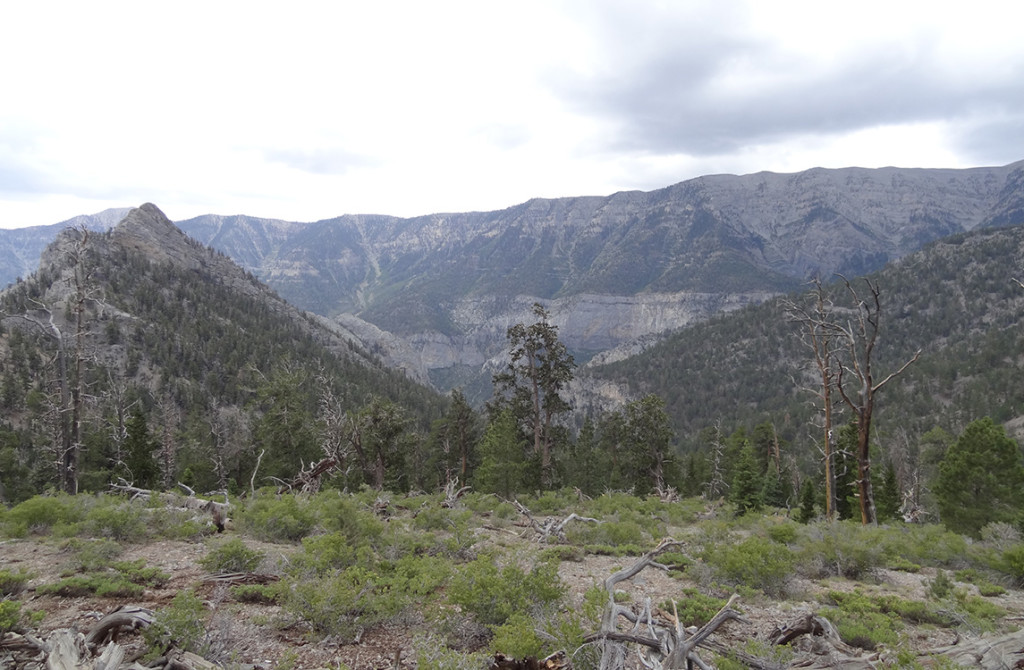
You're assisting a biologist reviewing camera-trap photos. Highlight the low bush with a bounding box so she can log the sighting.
[37,573,143,598]
[0,569,31,596]
[238,495,318,542]
[701,536,795,597]
[3,494,84,535]
[80,499,149,541]
[230,584,280,604]
[663,589,727,627]
[144,589,209,658]
[447,555,564,627]
[199,538,265,573]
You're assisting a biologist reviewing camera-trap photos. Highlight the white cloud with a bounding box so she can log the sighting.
[1,1,1022,228]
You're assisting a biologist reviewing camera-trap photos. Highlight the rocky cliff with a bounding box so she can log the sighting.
[5,161,1023,391]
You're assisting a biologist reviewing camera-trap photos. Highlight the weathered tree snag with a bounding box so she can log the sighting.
[584,538,751,669]
[512,499,599,543]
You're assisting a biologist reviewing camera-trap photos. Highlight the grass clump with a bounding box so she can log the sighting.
[663,589,727,627]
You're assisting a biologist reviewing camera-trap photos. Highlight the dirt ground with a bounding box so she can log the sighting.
[3,524,1024,669]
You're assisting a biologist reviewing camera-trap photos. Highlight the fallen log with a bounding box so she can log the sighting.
[85,605,155,647]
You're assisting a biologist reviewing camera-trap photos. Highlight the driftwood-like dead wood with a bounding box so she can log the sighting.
[275,456,338,494]
[108,479,230,532]
[512,499,599,543]
[490,650,568,669]
[441,477,472,508]
[586,538,752,670]
[85,605,155,647]
[202,572,279,585]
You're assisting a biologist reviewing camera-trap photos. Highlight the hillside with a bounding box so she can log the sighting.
[0,204,448,499]
[3,162,1022,390]
[589,223,1024,448]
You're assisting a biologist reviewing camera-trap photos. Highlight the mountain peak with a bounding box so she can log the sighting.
[112,203,206,270]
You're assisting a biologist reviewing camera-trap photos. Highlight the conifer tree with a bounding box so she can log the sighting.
[935,417,1024,537]
[474,410,529,498]
[123,410,159,489]
[730,443,764,515]
[797,479,816,523]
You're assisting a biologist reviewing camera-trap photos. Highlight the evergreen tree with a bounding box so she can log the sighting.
[123,410,159,489]
[490,303,575,489]
[474,410,529,498]
[621,394,676,495]
[935,417,1024,537]
[730,443,764,515]
[874,462,901,521]
[797,479,816,523]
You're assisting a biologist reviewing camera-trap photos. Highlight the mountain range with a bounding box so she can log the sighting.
[2,161,1023,396]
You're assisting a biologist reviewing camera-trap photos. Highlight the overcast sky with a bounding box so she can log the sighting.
[2,1,1022,229]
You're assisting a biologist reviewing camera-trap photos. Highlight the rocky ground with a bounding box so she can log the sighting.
[3,519,1024,669]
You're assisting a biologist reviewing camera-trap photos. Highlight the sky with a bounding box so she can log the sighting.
[1,1,1022,229]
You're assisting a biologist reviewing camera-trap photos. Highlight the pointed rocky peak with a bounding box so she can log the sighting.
[111,203,208,270]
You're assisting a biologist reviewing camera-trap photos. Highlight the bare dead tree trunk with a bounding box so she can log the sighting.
[830,276,920,526]
[785,278,838,520]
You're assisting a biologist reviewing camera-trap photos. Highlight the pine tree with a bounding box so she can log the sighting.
[874,462,900,521]
[123,410,159,489]
[474,410,529,498]
[797,479,816,523]
[935,417,1024,537]
[730,443,764,516]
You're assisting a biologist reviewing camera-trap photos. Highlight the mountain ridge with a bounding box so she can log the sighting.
[2,161,1022,391]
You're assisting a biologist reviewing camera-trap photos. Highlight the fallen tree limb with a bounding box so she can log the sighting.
[513,499,599,544]
[108,478,229,532]
[85,605,155,647]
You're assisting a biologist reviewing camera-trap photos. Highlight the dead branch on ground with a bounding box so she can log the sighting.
[512,499,599,544]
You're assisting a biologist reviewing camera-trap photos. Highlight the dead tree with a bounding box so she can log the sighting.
[827,277,920,525]
[584,538,750,669]
[784,278,840,520]
[512,499,599,544]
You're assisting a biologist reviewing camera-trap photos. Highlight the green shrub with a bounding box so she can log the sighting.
[489,612,546,658]
[200,538,265,573]
[664,589,727,627]
[282,566,403,640]
[926,570,955,600]
[0,600,22,635]
[37,573,143,598]
[448,555,564,626]
[5,495,84,534]
[113,559,170,587]
[0,569,31,596]
[821,591,901,650]
[701,536,795,597]
[887,556,921,573]
[954,569,1007,597]
[239,495,318,542]
[952,589,1006,632]
[568,519,648,547]
[765,521,799,545]
[80,499,149,541]
[60,537,124,572]
[795,522,884,579]
[230,584,280,604]
[998,545,1024,585]
[290,532,363,577]
[144,589,209,657]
